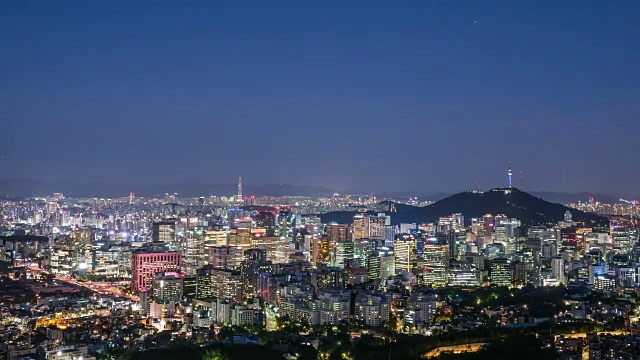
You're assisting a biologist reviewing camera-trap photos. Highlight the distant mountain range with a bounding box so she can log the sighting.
[0,178,631,205]
[0,178,336,198]
[321,188,609,227]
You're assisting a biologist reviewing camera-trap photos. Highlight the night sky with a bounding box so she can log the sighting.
[2,1,640,195]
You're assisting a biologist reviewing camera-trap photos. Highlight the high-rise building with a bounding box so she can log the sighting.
[209,246,243,270]
[152,220,178,243]
[228,227,252,248]
[611,223,632,254]
[132,249,182,292]
[327,224,351,242]
[211,268,243,302]
[551,256,565,285]
[490,258,511,286]
[254,210,276,237]
[353,214,387,240]
[196,264,214,299]
[152,272,184,303]
[394,234,417,274]
[333,241,354,268]
[423,235,450,286]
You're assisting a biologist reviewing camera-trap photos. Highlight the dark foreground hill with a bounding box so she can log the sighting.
[321,188,608,227]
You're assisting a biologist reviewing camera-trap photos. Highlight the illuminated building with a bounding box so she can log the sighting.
[332,241,354,268]
[228,227,252,248]
[511,260,527,286]
[152,220,178,243]
[152,272,184,303]
[490,258,511,286]
[354,291,390,327]
[253,210,276,236]
[210,268,243,302]
[422,235,449,286]
[394,233,417,274]
[131,248,182,292]
[275,209,293,238]
[353,214,388,240]
[209,245,243,270]
[611,223,632,254]
[182,226,207,275]
[195,264,214,299]
[326,223,351,242]
[310,236,332,266]
[447,261,481,286]
[204,229,228,246]
[46,346,94,360]
[551,256,565,285]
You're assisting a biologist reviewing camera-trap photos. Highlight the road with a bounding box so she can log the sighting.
[423,343,487,358]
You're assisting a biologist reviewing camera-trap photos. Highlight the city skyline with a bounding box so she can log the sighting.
[2,1,640,194]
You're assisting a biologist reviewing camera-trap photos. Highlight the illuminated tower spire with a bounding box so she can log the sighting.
[507,157,513,188]
[237,176,243,201]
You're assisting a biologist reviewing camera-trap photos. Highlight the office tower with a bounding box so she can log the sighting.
[611,223,632,254]
[209,246,243,270]
[152,272,184,303]
[551,256,565,285]
[275,209,293,239]
[254,210,276,236]
[378,248,396,279]
[311,236,332,266]
[369,214,387,239]
[353,214,367,240]
[353,238,380,267]
[490,258,511,286]
[205,229,228,247]
[447,261,481,286]
[152,220,178,243]
[182,226,207,275]
[211,268,243,302]
[511,260,527,286]
[423,235,450,286]
[353,214,387,240]
[333,241,354,268]
[240,249,267,297]
[237,176,243,201]
[394,233,417,274]
[131,249,182,292]
[327,224,351,242]
[196,264,214,299]
[228,227,252,248]
[183,275,197,301]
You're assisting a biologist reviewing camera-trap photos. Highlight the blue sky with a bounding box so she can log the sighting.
[2,1,639,194]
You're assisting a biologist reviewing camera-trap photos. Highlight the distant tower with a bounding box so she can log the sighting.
[237,176,243,201]
[507,157,513,188]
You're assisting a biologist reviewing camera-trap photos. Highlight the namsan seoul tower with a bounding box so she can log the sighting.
[507,157,513,188]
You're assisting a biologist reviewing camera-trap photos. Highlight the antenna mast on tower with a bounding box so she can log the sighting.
[507,157,513,188]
